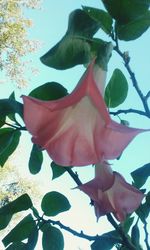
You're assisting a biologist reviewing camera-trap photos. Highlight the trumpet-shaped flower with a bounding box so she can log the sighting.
[78,162,144,221]
[22,43,149,166]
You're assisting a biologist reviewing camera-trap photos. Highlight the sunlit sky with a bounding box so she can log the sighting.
[0,1,150,249]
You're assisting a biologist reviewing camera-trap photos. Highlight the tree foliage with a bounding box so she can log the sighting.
[0,0,41,87]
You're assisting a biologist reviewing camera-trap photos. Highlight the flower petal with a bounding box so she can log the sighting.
[23,59,149,166]
[107,172,144,221]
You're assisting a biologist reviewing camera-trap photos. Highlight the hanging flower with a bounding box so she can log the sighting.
[78,162,144,221]
[22,43,149,166]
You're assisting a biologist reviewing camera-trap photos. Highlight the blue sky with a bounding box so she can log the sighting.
[0,1,150,249]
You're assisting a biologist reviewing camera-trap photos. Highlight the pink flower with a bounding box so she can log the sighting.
[22,49,148,166]
[78,162,144,221]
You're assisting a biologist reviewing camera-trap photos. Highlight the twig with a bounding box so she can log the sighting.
[47,218,98,241]
[64,167,82,186]
[107,214,136,250]
[110,108,148,118]
[113,44,150,117]
[145,91,150,101]
[143,221,150,250]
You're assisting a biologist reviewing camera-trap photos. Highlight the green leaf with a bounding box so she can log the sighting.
[26,227,39,250]
[131,163,150,188]
[102,0,150,24]
[0,117,5,128]
[136,202,150,223]
[0,214,12,230]
[51,162,67,180]
[29,144,43,174]
[83,6,113,34]
[121,216,134,234]
[42,224,64,250]
[40,9,99,69]
[0,194,32,216]
[91,230,121,250]
[104,69,128,108]
[0,129,21,167]
[40,36,91,70]
[131,223,140,247]
[0,128,16,154]
[29,82,68,101]
[0,99,23,118]
[117,11,150,41]
[2,214,36,247]
[5,242,26,250]
[8,92,18,123]
[41,191,71,216]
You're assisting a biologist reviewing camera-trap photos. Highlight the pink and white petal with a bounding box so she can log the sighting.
[106,172,144,221]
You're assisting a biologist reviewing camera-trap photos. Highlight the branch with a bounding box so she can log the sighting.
[107,214,136,250]
[47,218,98,241]
[110,109,148,118]
[112,36,150,117]
[64,167,82,186]
[145,91,150,101]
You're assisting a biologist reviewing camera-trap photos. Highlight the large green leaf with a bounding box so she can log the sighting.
[0,128,21,167]
[131,163,150,188]
[40,9,99,69]
[51,162,67,180]
[29,144,43,174]
[41,191,71,216]
[0,214,12,231]
[102,0,150,24]
[0,194,32,230]
[121,216,134,234]
[26,227,39,250]
[29,82,68,101]
[91,230,121,250]
[5,242,26,250]
[42,224,64,250]
[2,214,36,247]
[104,69,128,108]
[83,6,113,34]
[117,11,150,41]
[0,117,5,128]
[0,99,23,118]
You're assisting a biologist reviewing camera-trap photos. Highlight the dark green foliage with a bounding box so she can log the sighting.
[101,0,150,24]
[104,69,128,108]
[42,224,64,250]
[2,214,36,247]
[131,163,150,188]
[0,128,21,167]
[51,161,67,180]
[0,99,23,119]
[29,144,43,174]
[91,230,121,250]
[26,226,39,250]
[29,82,68,101]
[5,242,26,250]
[83,6,113,34]
[117,11,150,40]
[131,222,140,247]
[0,194,32,230]
[41,191,71,216]
[40,9,100,69]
